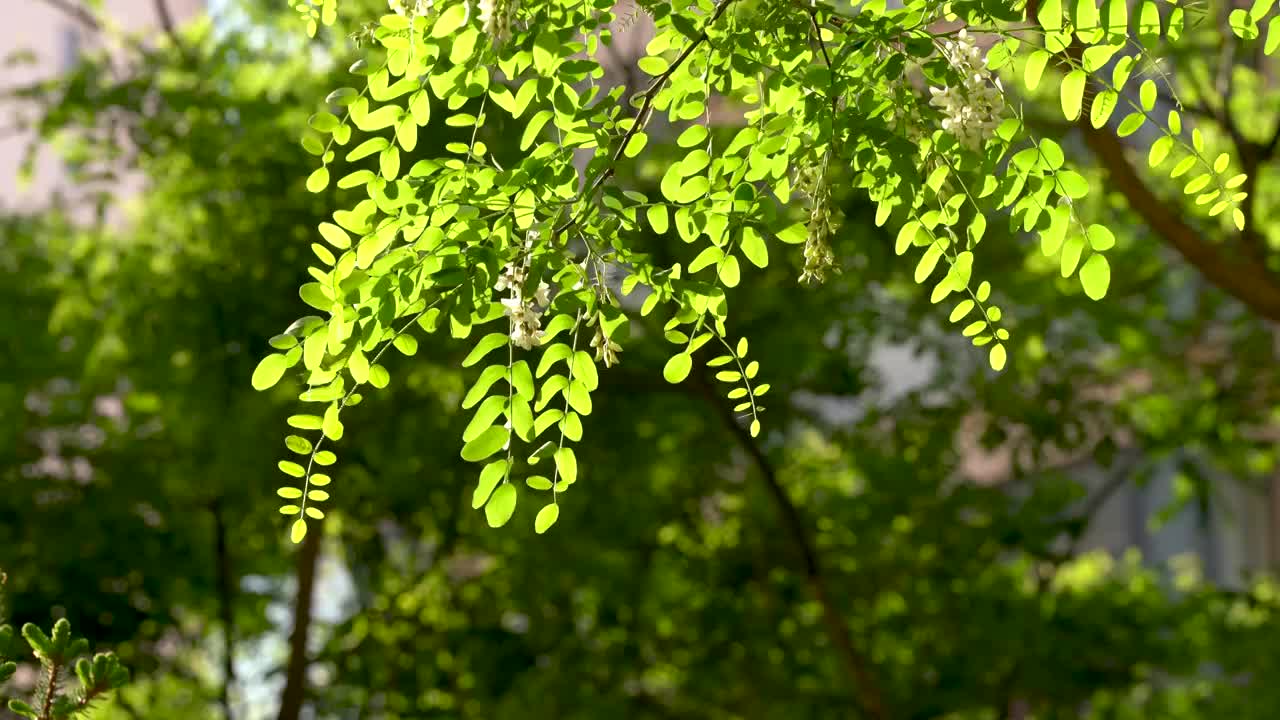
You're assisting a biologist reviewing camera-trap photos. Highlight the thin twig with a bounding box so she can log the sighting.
[553,0,741,240]
[37,0,102,32]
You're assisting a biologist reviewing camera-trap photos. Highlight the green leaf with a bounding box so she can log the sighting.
[463,333,509,367]
[1086,224,1116,251]
[432,2,468,36]
[463,365,507,408]
[318,222,351,249]
[348,348,369,383]
[719,255,741,287]
[740,226,768,268]
[1060,70,1086,121]
[776,223,806,244]
[989,344,1008,371]
[511,360,535,400]
[472,461,508,508]
[1060,235,1085,278]
[663,353,692,384]
[464,395,507,443]
[521,110,552,151]
[647,205,669,234]
[637,56,669,76]
[1079,253,1111,300]
[278,460,305,478]
[306,167,330,193]
[571,351,598,391]
[554,447,577,485]
[252,354,289,390]
[288,414,323,430]
[485,484,517,527]
[1024,50,1050,90]
[322,403,344,441]
[1148,136,1173,167]
[461,426,509,462]
[1057,171,1089,199]
[1139,79,1157,111]
[1116,113,1145,137]
[1090,89,1117,128]
[535,504,560,534]
[1038,0,1063,30]
[393,334,418,356]
[290,519,308,543]
[510,396,534,441]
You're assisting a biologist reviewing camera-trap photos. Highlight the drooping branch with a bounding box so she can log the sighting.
[694,375,888,720]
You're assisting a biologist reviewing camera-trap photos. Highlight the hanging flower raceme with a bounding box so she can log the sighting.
[798,158,839,285]
[478,0,519,47]
[496,262,551,351]
[590,322,622,368]
[928,29,1005,151]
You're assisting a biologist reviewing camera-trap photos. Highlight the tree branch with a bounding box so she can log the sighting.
[553,0,741,240]
[36,0,102,33]
[151,0,195,62]
[276,526,321,720]
[153,0,178,34]
[1034,25,1280,321]
[1076,95,1280,323]
[694,374,888,720]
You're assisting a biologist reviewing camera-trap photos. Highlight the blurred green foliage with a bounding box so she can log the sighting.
[2,0,1280,718]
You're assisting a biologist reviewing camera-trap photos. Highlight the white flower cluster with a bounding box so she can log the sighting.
[496,262,551,350]
[590,324,622,368]
[388,0,518,46]
[928,29,1005,151]
[388,0,433,16]
[478,0,519,46]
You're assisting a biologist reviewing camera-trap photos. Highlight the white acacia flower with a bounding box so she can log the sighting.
[927,28,1006,151]
[532,281,551,307]
[510,325,544,350]
[590,328,622,367]
[480,0,519,46]
[497,260,549,350]
[494,265,526,293]
[388,0,433,16]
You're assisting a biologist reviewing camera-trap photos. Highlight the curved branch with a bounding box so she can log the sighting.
[694,375,888,720]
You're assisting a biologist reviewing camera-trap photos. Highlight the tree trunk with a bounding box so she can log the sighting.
[276,527,321,720]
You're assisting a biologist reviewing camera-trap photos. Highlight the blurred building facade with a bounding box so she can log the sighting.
[0,0,205,211]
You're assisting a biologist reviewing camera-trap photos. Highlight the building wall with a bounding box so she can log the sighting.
[0,0,205,212]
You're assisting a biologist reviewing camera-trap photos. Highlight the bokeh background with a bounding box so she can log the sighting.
[4,1,1280,718]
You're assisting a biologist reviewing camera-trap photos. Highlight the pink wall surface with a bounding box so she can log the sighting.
[0,0,205,213]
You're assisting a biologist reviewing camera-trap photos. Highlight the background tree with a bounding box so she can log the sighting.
[3,1,1280,719]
